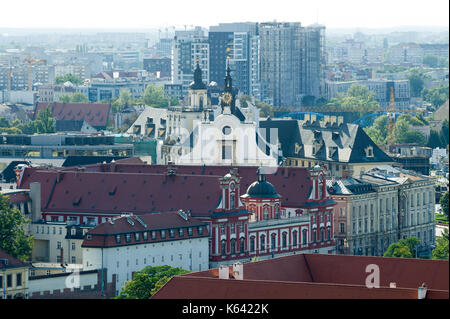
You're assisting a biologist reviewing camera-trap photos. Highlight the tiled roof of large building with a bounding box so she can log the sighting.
[260,119,393,164]
[0,248,29,269]
[18,163,313,216]
[152,253,449,299]
[82,211,209,248]
[34,102,111,128]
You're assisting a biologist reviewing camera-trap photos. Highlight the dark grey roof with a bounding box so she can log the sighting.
[55,120,85,132]
[243,180,281,199]
[326,178,375,195]
[260,119,392,164]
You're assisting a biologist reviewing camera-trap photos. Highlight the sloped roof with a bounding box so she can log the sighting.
[434,100,449,122]
[0,248,29,269]
[260,119,392,164]
[152,253,449,299]
[34,102,110,128]
[82,212,208,248]
[19,164,312,216]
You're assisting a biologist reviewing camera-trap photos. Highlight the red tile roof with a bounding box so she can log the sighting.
[0,248,29,269]
[5,191,31,204]
[34,102,111,128]
[18,164,313,217]
[82,212,208,248]
[151,253,449,299]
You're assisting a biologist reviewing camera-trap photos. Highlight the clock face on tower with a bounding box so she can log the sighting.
[222,92,233,105]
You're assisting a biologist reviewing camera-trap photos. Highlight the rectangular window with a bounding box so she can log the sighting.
[169,229,175,238]
[57,241,61,249]
[126,234,131,242]
[179,228,184,237]
[198,226,203,235]
[222,145,232,160]
[151,231,156,240]
[71,256,76,263]
[72,243,76,250]
[340,223,345,233]
[143,232,148,240]
[116,235,121,243]
[135,233,140,241]
[7,274,12,288]
[161,230,166,239]
[188,227,193,236]
[16,273,22,287]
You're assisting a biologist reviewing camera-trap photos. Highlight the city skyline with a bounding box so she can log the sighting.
[1,0,448,30]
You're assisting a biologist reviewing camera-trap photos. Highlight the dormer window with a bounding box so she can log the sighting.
[134,233,140,241]
[116,235,121,243]
[365,146,374,158]
[188,227,193,236]
[125,234,131,243]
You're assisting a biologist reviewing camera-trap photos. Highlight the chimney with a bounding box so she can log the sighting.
[232,263,243,280]
[418,283,427,299]
[219,265,229,279]
[30,182,42,222]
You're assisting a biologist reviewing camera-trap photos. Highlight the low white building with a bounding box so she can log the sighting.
[81,211,209,296]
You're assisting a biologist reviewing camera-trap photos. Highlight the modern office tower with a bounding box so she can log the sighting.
[259,22,303,106]
[155,38,174,58]
[171,30,209,96]
[301,24,326,100]
[209,22,260,97]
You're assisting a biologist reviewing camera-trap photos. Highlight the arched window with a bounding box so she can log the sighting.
[313,229,317,242]
[293,230,298,246]
[250,236,255,252]
[230,193,235,209]
[275,205,280,219]
[320,228,324,242]
[199,96,203,108]
[260,235,266,251]
[271,234,276,250]
[221,240,226,256]
[240,237,245,253]
[327,227,331,241]
[282,232,287,248]
[263,206,269,220]
[231,239,236,255]
[302,229,307,245]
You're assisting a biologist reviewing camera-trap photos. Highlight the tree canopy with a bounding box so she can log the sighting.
[142,84,178,109]
[326,84,380,116]
[0,194,33,261]
[422,85,449,109]
[364,114,428,146]
[54,74,84,85]
[384,237,421,258]
[432,228,449,260]
[408,68,427,97]
[114,265,189,299]
[440,191,449,222]
[34,105,56,134]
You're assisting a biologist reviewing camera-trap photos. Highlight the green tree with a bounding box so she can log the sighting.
[34,105,56,134]
[0,194,33,261]
[142,84,170,108]
[327,84,379,114]
[393,116,427,145]
[70,92,90,103]
[440,191,449,221]
[432,228,449,260]
[54,74,83,85]
[423,55,439,68]
[422,85,449,108]
[364,115,389,145]
[408,68,426,97]
[115,265,189,299]
[384,237,421,258]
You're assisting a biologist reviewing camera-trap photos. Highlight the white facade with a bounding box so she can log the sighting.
[82,236,209,295]
[177,106,278,166]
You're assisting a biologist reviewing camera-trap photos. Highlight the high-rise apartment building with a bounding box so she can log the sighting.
[171,29,209,97]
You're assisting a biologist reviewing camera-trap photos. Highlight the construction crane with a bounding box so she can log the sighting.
[23,56,46,91]
[386,87,429,143]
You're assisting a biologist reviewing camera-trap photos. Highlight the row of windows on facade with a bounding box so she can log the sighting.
[0,273,23,289]
[351,211,432,234]
[217,222,245,235]
[350,192,434,219]
[110,251,203,270]
[246,228,331,254]
[88,226,203,244]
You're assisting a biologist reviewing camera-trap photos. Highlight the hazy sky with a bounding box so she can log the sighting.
[2,0,449,29]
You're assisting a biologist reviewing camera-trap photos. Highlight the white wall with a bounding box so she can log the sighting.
[83,237,209,294]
